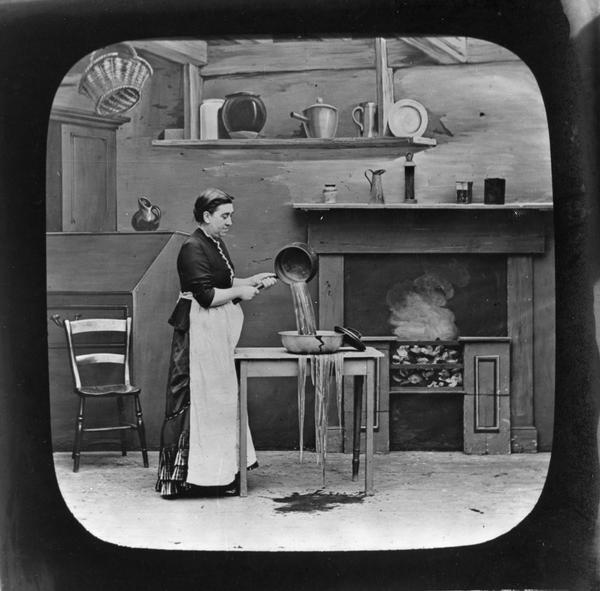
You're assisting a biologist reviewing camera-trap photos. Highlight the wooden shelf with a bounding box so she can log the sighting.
[293,202,553,211]
[153,136,435,149]
[390,387,465,395]
[391,363,463,369]
[151,136,437,160]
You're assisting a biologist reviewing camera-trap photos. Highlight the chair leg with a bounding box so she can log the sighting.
[116,396,127,456]
[73,397,85,473]
[134,394,149,468]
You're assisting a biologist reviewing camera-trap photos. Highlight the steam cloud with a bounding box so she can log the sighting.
[386,261,470,340]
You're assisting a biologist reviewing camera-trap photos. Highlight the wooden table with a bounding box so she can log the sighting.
[235,346,383,496]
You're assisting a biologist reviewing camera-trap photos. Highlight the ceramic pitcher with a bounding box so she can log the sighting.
[131,196,161,231]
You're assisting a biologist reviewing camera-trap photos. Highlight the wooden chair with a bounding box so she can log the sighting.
[64,317,149,472]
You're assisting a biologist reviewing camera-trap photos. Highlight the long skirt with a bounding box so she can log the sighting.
[155,299,257,497]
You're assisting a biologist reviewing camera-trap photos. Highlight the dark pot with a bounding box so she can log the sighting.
[221,91,267,139]
[274,242,318,284]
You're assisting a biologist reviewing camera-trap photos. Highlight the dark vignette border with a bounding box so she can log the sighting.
[0,0,598,589]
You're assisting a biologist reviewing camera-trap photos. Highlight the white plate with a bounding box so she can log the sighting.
[388,99,428,138]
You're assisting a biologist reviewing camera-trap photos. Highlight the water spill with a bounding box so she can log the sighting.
[290,281,317,335]
[297,352,343,486]
[289,280,343,486]
[272,490,365,513]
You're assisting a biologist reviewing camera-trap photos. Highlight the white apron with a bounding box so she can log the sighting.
[185,297,257,486]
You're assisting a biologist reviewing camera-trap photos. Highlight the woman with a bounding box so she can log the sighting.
[155,188,276,498]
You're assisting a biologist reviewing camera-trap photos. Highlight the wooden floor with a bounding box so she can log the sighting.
[53,450,550,552]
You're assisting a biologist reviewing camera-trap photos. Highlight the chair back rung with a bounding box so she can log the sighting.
[69,318,127,335]
[76,353,125,365]
[83,424,136,433]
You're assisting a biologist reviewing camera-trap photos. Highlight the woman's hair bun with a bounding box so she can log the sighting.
[194,188,235,222]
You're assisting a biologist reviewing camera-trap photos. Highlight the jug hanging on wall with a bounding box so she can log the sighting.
[365,169,386,204]
[131,196,161,231]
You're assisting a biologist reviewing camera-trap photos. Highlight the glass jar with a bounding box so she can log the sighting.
[322,184,337,203]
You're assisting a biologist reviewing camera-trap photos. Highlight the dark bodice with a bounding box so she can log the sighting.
[168,228,235,329]
[178,228,235,305]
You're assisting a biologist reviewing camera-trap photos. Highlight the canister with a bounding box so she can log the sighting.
[199,98,224,140]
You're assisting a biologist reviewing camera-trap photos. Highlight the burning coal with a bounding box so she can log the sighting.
[386,261,470,340]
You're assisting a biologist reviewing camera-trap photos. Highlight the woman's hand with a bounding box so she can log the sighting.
[237,285,261,301]
[248,272,278,289]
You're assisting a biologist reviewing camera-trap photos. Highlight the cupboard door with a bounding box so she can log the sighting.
[61,123,116,232]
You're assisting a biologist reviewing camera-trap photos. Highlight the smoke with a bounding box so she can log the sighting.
[386,260,470,340]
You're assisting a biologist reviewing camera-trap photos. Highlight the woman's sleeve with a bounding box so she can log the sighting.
[179,241,216,308]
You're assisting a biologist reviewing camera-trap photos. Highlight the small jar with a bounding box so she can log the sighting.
[322,184,337,203]
[456,181,473,203]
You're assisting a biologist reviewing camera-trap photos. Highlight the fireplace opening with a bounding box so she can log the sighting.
[344,254,507,338]
[344,254,508,451]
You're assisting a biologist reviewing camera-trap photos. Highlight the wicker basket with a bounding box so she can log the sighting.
[78,44,153,116]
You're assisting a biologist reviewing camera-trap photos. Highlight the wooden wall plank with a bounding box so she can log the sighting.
[375,38,394,136]
[507,255,538,452]
[46,120,62,231]
[202,39,376,76]
[318,255,344,329]
[533,220,555,451]
[307,211,547,254]
[183,63,202,139]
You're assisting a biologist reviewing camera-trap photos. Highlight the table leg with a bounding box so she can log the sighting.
[239,360,248,497]
[352,375,364,482]
[365,361,375,496]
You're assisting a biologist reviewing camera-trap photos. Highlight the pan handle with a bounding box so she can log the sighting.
[233,282,265,305]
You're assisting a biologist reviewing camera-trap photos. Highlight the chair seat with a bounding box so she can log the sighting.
[77,384,141,397]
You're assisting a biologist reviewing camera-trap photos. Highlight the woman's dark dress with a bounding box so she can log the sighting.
[155,228,244,497]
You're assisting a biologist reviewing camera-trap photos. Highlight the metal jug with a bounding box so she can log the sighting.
[365,169,386,204]
[352,102,377,137]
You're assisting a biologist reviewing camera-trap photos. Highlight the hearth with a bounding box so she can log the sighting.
[294,202,553,453]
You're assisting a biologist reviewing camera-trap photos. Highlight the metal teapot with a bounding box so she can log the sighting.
[290,98,338,139]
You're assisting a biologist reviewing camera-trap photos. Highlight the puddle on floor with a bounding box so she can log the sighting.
[272,490,365,513]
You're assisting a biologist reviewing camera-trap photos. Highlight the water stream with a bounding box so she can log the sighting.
[290,281,343,486]
[290,281,317,335]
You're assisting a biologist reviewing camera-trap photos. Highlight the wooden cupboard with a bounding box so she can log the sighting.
[46,231,187,451]
[46,108,129,232]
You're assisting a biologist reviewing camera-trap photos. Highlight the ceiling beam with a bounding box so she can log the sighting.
[403,37,468,64]
[131,40,208,66]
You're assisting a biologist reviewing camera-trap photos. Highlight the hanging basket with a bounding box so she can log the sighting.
[78,43,153,116]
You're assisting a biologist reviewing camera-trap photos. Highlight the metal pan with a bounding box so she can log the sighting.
[273,242,318,284]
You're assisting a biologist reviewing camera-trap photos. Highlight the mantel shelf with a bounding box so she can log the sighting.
[152,136,436,152]
[293,202,553,211]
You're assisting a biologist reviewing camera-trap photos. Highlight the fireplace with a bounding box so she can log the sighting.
[294,201,554,453]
